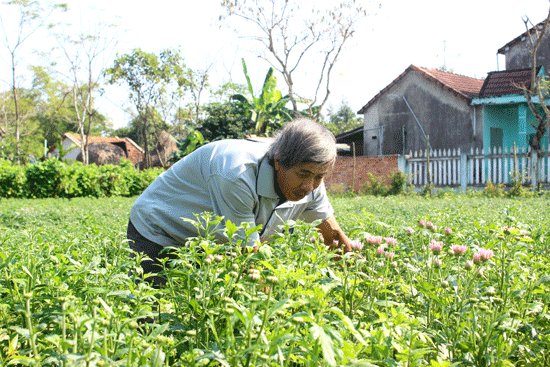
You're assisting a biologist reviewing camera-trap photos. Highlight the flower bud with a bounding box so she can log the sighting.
[248,272,261,283]
[128,321,139,330]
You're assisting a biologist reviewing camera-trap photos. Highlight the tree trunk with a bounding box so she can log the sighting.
[11,53,21,164]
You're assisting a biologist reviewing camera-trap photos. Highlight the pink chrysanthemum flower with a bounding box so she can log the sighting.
[445,227,453,235]
[406,227,415,235]
[433,258,442,269]
[385,237,398,246]
[376,246,385,257]
[464,260,474,270]
[384,251,395,260]
[419,220,427,227]
[479,248,494,262]
[450,244,468,256]
[429,240,444,255]
[365,234,383,246]
[350,239,364,251]
[426,221,437,232]
[473,252,482,265]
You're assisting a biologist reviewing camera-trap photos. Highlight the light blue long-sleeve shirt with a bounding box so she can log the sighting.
[130,139,333,247]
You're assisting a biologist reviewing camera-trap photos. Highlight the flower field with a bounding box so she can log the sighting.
[0,195,549,366]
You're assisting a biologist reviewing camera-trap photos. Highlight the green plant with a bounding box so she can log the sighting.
[387,170,409,196]
[1,195,550,365]
[362,173,388,196]
[0,159,26,198]
[420,182,435,197]
[508,170,529,197]
[170,129,205,163]
[484,179,505,198]
[231,59,292,135]
[24,158,68,198]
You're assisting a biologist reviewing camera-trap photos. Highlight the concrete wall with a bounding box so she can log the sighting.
[503,27,550,71]
[324,155,399,192]
[362,71,482,156]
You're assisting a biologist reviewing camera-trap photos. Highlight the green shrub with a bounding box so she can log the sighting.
[0,158,163,199]
[508,171,530,198]
[24,159,69,198]
[0,159,26,198]
[362,173,388,196]
[386,170,409,196]
[483,179,505,198]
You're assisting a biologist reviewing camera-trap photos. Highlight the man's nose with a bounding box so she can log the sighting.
[300,178,314,191]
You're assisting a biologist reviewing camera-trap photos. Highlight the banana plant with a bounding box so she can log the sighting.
[231,59,292,135]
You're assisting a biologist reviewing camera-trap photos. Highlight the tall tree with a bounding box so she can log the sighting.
[31,65,110,150]
[521,9,550,152]
[220,0,367,120]
[106,48,190,168]
[0,0,66,163]
[50,8,120,164]
[323,98,362,135]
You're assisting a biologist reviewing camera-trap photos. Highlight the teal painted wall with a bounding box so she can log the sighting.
[483,103,548,151]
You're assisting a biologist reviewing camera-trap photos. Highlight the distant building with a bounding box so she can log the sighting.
[50,133,144,166]
[357,65,484,156]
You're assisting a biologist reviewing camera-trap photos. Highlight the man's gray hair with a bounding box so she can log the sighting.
[266,118,337,169]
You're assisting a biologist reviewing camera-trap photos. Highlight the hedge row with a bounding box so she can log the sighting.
[0,158,163,199]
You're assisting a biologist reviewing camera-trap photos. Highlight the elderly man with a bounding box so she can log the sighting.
[127,118,353,286]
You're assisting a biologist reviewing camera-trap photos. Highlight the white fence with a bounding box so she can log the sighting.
[398,147,550,191]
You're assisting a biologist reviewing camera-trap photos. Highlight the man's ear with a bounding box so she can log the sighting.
[274,159,281,171]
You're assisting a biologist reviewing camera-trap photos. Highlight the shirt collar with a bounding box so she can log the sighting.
[257,157,314,205]
[257,157,279,199]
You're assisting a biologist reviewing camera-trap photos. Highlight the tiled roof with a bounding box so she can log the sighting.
[358,65,484,114]
[478,68,534,97]
[63,133,144,165]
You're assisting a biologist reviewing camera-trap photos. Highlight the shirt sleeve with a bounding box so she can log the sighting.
[207,173,260,247]
[299,182,334,224]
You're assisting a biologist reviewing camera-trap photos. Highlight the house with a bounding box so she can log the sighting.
[351,16,550,157]
[356,65,484,156]
[50,133,144,166]
[497,20,550,72]
[471,67,549,151]
[471,20,550,152]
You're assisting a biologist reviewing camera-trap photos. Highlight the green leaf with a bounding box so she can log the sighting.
[535,275,550,286]
[7,357,37,366]
[241,58,255,97]
[97,297,114,317]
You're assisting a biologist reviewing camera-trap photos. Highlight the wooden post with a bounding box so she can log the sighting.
[460,152,468,192]
[426,135,431,186]
[531,149,538,191]
[352,142,356,192]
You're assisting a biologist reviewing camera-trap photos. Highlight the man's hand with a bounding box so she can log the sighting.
[316,215,353,258]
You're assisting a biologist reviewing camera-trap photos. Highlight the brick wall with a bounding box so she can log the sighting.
[324,155,399,192]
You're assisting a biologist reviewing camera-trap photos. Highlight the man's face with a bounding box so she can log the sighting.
[274,160,331,202]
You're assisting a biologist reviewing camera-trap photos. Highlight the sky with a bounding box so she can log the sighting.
[2,0,550,129]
